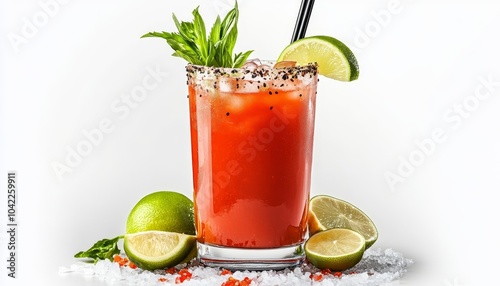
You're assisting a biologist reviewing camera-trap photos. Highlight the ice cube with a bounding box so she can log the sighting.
[246,58,262,66]
[242,61,258,71]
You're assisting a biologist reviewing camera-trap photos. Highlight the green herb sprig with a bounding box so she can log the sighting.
[74,235,123,263]
[141,2,253,68]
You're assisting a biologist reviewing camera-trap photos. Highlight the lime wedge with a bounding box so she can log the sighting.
[305,228,365,271]
[308,195,378,249]
[277,35,359,81]
[124,231,196,270]
[179,242,198,264]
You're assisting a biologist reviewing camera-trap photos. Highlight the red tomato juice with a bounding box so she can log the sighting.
[187,64,318,249]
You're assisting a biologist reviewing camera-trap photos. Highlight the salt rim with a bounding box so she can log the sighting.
[186,60,318,94]
[59,248,413,286]
[186,60,318,80]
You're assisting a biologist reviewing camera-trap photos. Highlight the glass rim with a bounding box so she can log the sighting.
[186,61,318,83]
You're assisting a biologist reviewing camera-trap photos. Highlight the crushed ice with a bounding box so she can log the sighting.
[59,248,412,286]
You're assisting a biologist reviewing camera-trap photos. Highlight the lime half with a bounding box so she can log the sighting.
[305,228,365,271]
[308,195,378,249]
[124,231,196,270]
[277,35,359,81]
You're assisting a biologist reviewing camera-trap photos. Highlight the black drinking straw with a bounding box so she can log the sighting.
[291,0,316,43]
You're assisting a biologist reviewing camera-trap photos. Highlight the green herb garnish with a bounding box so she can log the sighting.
[141,2,253,68]
[74,235,123,263]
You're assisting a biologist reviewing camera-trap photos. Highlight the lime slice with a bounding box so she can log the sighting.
[124,230,196,270]
[305,228,365,271]
[308,195,378,249]
[277,35,359,81]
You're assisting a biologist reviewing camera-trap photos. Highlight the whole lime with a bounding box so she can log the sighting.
[126,191,195,235]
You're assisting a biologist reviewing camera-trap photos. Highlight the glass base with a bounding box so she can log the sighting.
[197,242,305,271]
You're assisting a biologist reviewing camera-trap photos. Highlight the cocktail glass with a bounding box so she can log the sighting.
[187,61,318,270]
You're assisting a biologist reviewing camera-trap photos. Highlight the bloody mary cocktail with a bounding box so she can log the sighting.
[187,61,318,269]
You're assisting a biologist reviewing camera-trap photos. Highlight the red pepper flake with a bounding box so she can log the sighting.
[241,277,252,286]
[333,272,342,278]
[166,267,177,274]
[113,255,122,263]
[123,257,129,264]
[221,277,237,286]
[113,255,138,269]
[128,262,137,269]
[221,276,252,286]
[321,269,332,275]
[309,273,324,282]
[113,255,128,267]
[158,277,168,282]
[220,269,232,275]
[175,269,192,284]
[179,269,192,277]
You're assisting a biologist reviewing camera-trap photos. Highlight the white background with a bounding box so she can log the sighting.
[1,0,500,285]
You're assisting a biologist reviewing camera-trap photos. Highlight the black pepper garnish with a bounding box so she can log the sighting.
[226,112,230,116]
[270,106,273,110]
[269,91,272,95]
